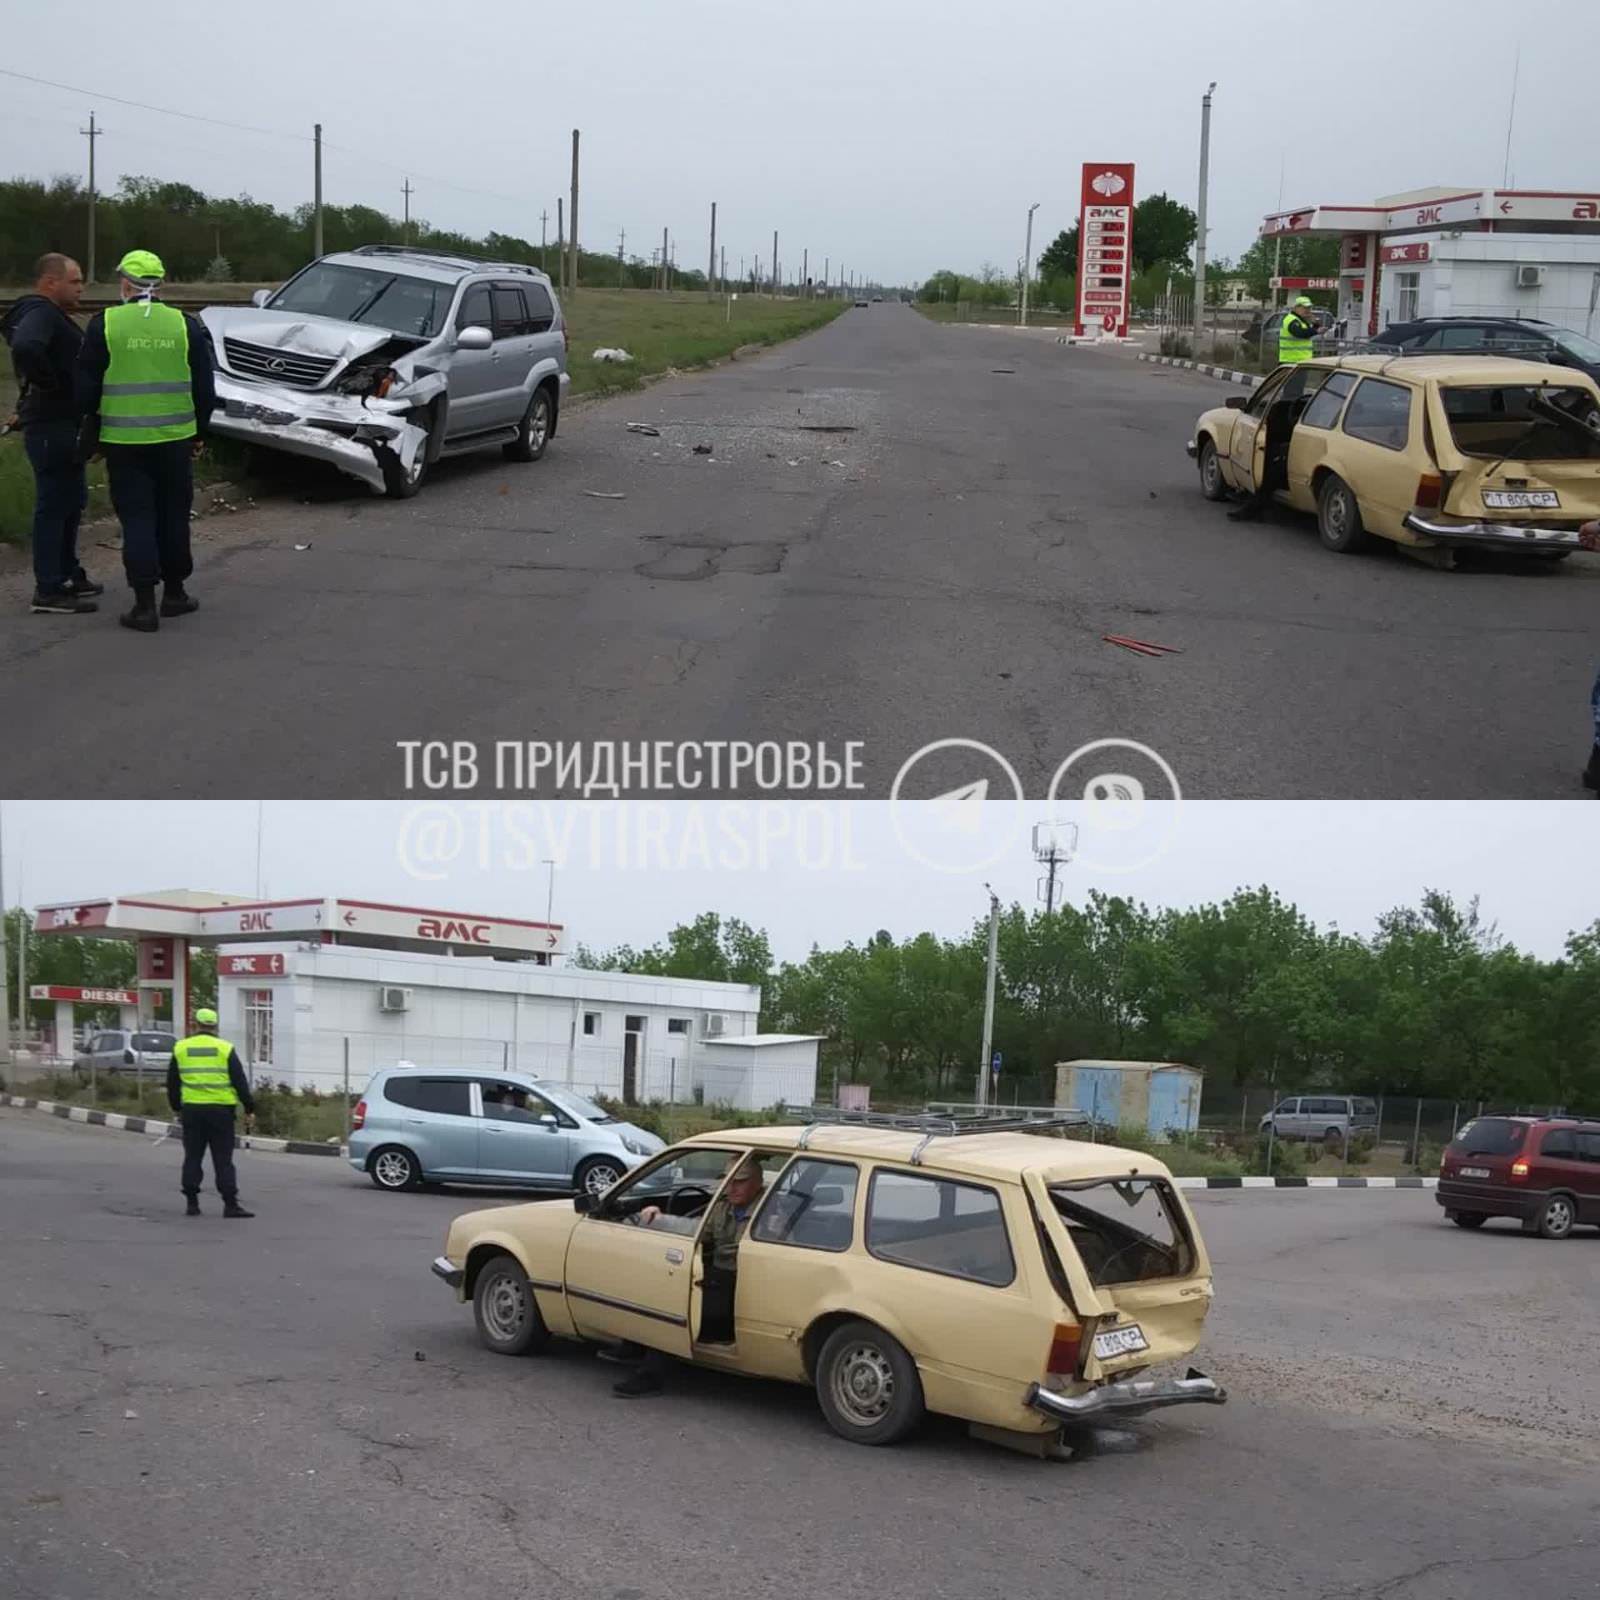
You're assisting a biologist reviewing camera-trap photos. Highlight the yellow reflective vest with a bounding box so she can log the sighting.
[173,1033,239,1106]
[1278,309,1315,364]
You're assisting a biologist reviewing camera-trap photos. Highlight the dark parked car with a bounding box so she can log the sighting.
[1437,1115,1600,1238]
[1371,317,1600,384]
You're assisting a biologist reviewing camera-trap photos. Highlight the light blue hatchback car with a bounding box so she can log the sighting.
[349,1066,664,1195]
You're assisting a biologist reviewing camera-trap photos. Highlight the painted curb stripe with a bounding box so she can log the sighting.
[1138,351,1264,389]
[0,1098,1436,1185]
[3,1095,347,1158]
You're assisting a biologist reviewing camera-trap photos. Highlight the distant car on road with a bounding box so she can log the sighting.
[854,298,870,308]
[1438,1115,1600,1238]
[1187,354,1600,562]
[202,244,569,499]
[75,1028,176,1079]
[430,1113,1227,1452]
[1370,317,1600,385]
[1258,1094,1378,1145]
[349,1066,663,1194]
[871,295,883,302]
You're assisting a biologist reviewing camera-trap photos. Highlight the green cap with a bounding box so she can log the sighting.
[116,249,166,283]
[1294,294,1313,306]
[194,1006,218,1026]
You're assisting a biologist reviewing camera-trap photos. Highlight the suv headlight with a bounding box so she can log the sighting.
[623,1137,649,1156]
[335,365,400,398]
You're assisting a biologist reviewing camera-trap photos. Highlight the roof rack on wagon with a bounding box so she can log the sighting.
[787,1105,1089,1164]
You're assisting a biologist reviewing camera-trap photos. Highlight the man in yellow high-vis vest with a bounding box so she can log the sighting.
[165,1007,256,1217]
[1278,295,1318,363]
[75,250,216,634]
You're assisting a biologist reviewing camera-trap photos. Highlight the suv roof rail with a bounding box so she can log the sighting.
[348,243,546,278]
[788,1105,1088,1164]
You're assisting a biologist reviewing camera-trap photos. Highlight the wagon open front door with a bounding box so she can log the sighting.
[1226,367,1289,492]
[560,1147,738,1358]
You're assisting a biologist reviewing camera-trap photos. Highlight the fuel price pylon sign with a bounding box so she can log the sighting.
[1074,162,1135,339]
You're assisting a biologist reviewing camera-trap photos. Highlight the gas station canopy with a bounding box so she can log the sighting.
[33,890,564,959]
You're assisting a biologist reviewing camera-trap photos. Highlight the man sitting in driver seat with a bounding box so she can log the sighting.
[614,1156,765,1397]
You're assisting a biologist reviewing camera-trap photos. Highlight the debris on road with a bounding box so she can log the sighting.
[593,348,633,363]
[123,1410,138,1420]
[414,1350,427,1362]
[626,422,661,436]
[1102,633,1183,658]
[692,443,713,455]
[294,542,311,551]
[786,459,801,467]
[583,490,627,500]
[991,368,1016,374]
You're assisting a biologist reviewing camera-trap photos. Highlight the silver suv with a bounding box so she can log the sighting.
[202,245,569,498]
[348,1067,665,1194]
[75,1028,177,1078]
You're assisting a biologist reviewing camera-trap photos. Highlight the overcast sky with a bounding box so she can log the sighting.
[5,0,1596,285]
[0,801,1587,963]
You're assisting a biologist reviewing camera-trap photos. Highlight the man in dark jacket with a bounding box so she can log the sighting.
[167,1007,257,1217]
[76,249,217,633]
[1,253,101,615]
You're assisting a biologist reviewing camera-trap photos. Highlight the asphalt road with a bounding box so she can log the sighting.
[4,1108,1596,1600]
[1,307,1597,800]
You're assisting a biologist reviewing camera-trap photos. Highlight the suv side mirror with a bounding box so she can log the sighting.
[455,324,493,351]
[1225,395,1247,409]
[573,1192,598,1215]
[250,288,273,308]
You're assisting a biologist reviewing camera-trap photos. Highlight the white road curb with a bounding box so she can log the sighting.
[2,1093,343,1158]
[1138,352,1262,388]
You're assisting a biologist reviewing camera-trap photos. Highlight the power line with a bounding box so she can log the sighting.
[0,66,529,208]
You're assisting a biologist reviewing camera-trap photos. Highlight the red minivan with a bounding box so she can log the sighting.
[1437,1116,1600,1239]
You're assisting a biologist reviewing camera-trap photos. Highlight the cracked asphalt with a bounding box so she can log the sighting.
[1,306,1596,799]
[4,1109,1596,1600]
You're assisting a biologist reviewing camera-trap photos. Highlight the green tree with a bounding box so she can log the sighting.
[1131,192,1196,272]
[1235,232,1342,306]
[1037,225,1079,282]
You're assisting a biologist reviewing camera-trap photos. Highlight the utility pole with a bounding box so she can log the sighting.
[540,208,548,276]
[802,246,808,296]
[80,111,101,284]
[1033,820,1077,916]
[661,225,668,291]
[402,178,414,244]
[1193,81,1217,349]
[824,255,829,296]
[1020,201,1040,326]
[771,230,778,298]
[708,201,718,295]
[721,245,726,290]
[312,123,324,257]
[977,886,1000,1111]
[0,802,10,1089]
[618,227,626,288]
[557,198,564,294]
[568,128,580,293]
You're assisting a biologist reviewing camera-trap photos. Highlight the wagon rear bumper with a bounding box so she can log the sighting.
[1026,1368,1227,1423]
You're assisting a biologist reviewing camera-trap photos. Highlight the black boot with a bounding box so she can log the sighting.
[612,1366,663,1398]
[185,1195,201,1216]
[120,585,159,633]
[160,583,199,617]
[223,1201,255,1218]
[1584,745,1600,793]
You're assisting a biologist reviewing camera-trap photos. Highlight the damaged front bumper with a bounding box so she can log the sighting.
[208,371,431,494]
[1026,1369,1227,1423]
[1402,513,1584,553]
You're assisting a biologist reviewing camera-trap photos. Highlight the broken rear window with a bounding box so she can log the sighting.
[267,263,451,339]
[1439,384,1600,460]
[1049,1176,1195,1287]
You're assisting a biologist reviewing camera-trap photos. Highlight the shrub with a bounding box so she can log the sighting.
[205,255,234,283]
[1159,333,1194,358]
[1254,1134,1304,1177]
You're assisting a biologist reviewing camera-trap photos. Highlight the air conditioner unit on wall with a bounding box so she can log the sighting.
[703,1012,727,1036]
[1516,264,1544,289]
[379,986,412,1013]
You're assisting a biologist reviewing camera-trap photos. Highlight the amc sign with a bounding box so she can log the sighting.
[417,918,492,944]
[220,953,286,978]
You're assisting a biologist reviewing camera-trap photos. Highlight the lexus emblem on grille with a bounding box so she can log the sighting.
[265,357,288,373]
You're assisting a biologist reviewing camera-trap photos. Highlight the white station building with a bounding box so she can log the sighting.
[1260,185,1600,341]
[33,890,821,1111]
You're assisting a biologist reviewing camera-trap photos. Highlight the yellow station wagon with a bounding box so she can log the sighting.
[431,1110,1226,1456]
[1186,355,1600,564]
